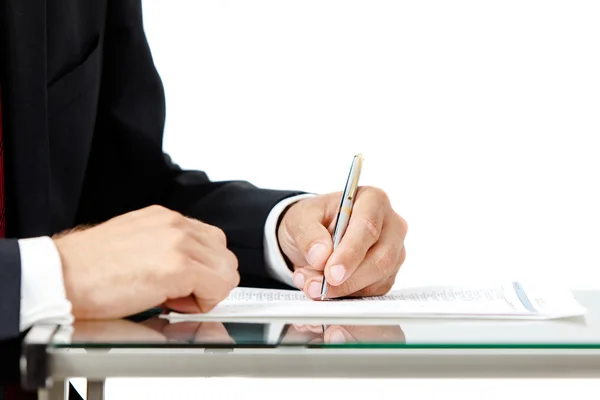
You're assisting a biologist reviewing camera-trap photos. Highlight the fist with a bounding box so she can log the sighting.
[53,205,239,319]
[278,186,407,299]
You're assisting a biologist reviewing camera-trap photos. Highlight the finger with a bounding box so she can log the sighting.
[335,246,405,299]
[318,228,405,299]
[194,322,235,344]
[325,325,406,344]
[73,320,168,342]
[324,190,386,286]
[192,219,228,247]
[206,246,239,280]
[281,325,321,344]
[292,266,318,291]
[162,321,203,342]
[359,244,405,297]
[295,267,325,299]
[281,203,333,270]
[292,324,309,332]
[353,274,398,297]
[139,316,170,334]
[188,263,236,312]
[163,296,202,314]
[182,218,228,249]
[182,242,239,282]
[292,267,306,289]
[292,324,320,333]
[303,324,325,334]
[324,326,354,344]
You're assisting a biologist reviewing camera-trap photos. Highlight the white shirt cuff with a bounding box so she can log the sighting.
[18,236,74,332]
[263,194,316,287]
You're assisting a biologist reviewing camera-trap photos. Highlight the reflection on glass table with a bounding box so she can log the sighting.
[52,289,600,349]
[57,317,407,348]
[23,290,600,400]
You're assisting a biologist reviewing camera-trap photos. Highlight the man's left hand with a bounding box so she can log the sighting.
[278,186,408,299]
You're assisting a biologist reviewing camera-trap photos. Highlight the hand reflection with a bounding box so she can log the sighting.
[281,324,405,345]
[141,317,235,344]
[72,319,168,343]
[71,319,402,346]
[72,317,235,344]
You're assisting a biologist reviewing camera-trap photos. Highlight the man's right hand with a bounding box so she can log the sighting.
[52,205,239,319]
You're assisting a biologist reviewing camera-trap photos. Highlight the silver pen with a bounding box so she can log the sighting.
[320,153,364,300]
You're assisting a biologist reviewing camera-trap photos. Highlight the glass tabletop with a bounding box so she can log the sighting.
[50,290,600,349]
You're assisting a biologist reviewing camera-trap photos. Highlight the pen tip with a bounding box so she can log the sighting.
[320,294,326,301]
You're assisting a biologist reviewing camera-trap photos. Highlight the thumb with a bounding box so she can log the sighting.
[280,216,333,270]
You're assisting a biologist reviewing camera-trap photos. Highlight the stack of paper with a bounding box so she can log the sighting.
[164,281,586,321]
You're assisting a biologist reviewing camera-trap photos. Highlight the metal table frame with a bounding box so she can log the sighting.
[20,323,600,400]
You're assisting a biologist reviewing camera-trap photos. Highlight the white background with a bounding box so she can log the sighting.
[77,0,600,398]
[143,0,600,290]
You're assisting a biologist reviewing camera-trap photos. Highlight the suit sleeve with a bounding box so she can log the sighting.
[75,0,303,287]
[0,239,21,341]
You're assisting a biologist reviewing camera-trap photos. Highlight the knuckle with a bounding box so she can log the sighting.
[216,228,227,244]
[360,216,381,241]
[232,270,241,288]
[382,276,396,292]
[380,275,396,294]
[339,276,359,296]
[398,245,407,265]
[343,245,362,261]
[164,210,186,228]
[169,229,190,248]
[375,248,398,276]
[296,234,323,255]
[162,261,192,297]
[226,250,239,271]
[397,214,408,233]
[147,204,167,213]
[207,224,227,244]
[364,186,389,202]
[172,253,192,273]
[290,222,309,242]
[287,222,322,254]
[363,281,391,297]
[361,285,380,297]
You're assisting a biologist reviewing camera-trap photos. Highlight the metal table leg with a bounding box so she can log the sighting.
[38,379,66,400]
[87,380,105,400]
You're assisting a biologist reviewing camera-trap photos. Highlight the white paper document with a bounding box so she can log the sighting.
[164,281,586,321]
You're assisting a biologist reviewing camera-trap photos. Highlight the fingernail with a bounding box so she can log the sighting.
[329,264,346,284]
[308,281,322,299]
[329,329,346,344]
[293,272,305,289]
[307,243,328,267]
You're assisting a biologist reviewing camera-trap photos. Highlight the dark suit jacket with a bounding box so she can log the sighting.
[0,0,301,384]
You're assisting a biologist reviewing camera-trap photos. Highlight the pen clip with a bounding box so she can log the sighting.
[347,154,363,200]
